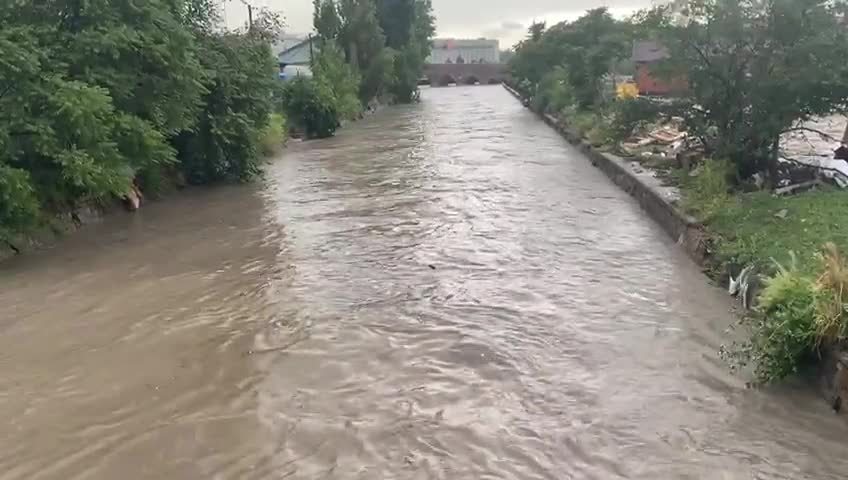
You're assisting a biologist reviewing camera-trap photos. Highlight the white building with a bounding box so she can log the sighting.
[276,37,314,81]
[428,38,500,64]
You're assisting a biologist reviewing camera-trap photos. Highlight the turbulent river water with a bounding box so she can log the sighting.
[2,86,848,479]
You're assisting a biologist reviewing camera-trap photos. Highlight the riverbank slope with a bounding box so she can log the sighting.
[502,83,848,410]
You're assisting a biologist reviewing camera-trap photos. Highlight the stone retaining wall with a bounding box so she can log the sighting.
[502,84,706,263]
[503,83,848,412]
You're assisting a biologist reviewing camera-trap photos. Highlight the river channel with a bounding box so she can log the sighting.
[1,86,847,479]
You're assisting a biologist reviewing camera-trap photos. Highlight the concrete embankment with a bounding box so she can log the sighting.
[502,83,848,411]
[502,84,706,263]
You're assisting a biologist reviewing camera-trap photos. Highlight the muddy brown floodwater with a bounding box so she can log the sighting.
[1,86,848,479]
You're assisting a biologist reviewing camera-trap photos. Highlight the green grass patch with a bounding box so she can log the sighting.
[682,169,848,384]
[705,189,848,275]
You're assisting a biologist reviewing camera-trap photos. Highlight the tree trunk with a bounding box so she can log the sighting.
[768,136,781,189]
[842,116,848,145]
[349,40,359,71]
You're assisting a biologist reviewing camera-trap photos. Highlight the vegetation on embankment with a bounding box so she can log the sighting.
[676,162,848,383]
[0,1,287,251]
[505,0,848,386]
[279,0,434,139]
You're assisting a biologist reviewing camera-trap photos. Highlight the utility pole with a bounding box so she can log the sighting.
[233,0,253,29]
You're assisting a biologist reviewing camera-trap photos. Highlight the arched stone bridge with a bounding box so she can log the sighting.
[422,63,510,87]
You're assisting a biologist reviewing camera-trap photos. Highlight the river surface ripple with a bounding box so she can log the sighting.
[1,86,847,479]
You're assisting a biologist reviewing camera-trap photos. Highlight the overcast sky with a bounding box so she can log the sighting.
[223,0,654,49]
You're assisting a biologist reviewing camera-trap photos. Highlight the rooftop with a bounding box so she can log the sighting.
[432,38,499,48]
[633,40,669,63]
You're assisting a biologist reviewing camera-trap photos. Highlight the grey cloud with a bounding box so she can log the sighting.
[229,0,653,44]
[501,21,524,31]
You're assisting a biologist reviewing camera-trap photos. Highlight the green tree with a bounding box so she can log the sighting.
[313,43,363,119]
[544,9,630,108]
[359,46,397,102]
[41,0,204,135]
[508,22,548,89]
[281,77,340,138]
[0,0,280,244]
[0,17,174,214]
[644,0,848,181]
[313,0,342,43]
[174,9,279,183]
[379,0,434,103]
[337,0,386,73]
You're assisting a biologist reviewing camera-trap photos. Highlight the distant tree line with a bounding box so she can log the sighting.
[280,0,435,138]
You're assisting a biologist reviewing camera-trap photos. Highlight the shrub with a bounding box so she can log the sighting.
[586,121,614,147]
[723,244,848,384]
[173,32,276,184]
[0,2,278,242]
[723,255,818,384]
[259,113,287,157]
[681,159,735,222]
[568,111,599,137]
[532,67,574,114]
[281,77,340,139]
[312,44,362,120]
[0,165,40,243]
[750,260,818,383]
[608,97,665,142]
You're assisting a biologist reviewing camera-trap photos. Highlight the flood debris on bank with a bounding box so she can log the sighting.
[504,0,848,402]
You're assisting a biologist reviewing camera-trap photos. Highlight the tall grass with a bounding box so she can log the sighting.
[259,113,287,157]
[728,243,848,384]
[681,159,735,222]
[814,242,848,344]
[740,255,818,383]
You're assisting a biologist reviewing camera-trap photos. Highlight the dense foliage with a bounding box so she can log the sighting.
[642,0,848,181]
[508,2,848,384]
[305,0,433,115]
[510,1,848,182]
[281,77,340,139]
[510,9,630,110]
[0,1,280,244]
[281,0,433,139]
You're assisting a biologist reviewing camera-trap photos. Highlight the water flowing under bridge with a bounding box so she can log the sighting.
[422,63,510,86]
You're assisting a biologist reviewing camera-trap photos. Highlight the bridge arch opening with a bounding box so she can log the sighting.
[463,75,480,85]
[437,74,457,87]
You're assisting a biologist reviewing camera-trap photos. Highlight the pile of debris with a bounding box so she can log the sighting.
[779,115,848,190]
[618,114,848,192]
[619,117,703,169]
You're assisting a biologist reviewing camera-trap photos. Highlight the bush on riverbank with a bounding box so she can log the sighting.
[721,242,848,384]
[0,1,279,246]
[259,113,288,157]
[278,0,434,139]
[281,77,340,139]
